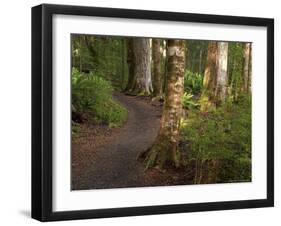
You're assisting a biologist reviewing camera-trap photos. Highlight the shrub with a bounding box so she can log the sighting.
[184,70,203,95]
[72,68,127,127]
[180,96,251,184]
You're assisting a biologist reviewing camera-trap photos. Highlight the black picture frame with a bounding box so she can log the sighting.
[32,3,274,222]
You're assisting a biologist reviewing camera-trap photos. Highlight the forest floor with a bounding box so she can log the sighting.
[72,92,194,190]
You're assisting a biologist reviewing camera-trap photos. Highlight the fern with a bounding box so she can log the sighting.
[182,92,199,110]
[184,70,203,94]
[72,68,127,126]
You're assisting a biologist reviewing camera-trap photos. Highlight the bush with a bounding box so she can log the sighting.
[72,68,127,127]
[182,92,199,110]
[180,96,251,184]
[184,70,203,95]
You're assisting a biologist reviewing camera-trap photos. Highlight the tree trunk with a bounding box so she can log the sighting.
[124,38,135,92]
[162,40,168,95]
[215,42,228,104]
[143,40,186,169]
[152,39,163,98]
[79,36,83,72]
[248,43,252,93]
[199,49,202,73]
[230,56,237,100]
[200,41,218,111]
[243,43,251,93]
[120,39,126,90]
[131,38,153,95]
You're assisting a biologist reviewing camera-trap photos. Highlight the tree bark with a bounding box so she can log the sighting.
[162,40,168,95]
[84,36,97,58]
[124,38,135,92]
[243,43,251,93]
[200,41,218,111]
[199,49,202,73]
[152,39,163,98]
[131,38,153,95]
[143,40,186,169]
[79,36,83,72]
[215,42,228,103]
[248,43,252,93]
[120,39,126,90]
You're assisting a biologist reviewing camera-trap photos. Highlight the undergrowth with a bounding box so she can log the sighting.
[184,70,203,95]
[72,68,128,127]
[180,95,251,184]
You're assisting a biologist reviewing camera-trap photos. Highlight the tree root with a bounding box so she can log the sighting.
[139,139,181,171]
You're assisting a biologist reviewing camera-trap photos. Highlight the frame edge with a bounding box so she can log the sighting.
[31,4,44,221]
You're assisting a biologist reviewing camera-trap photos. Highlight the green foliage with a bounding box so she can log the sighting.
[184,70,203,95]
[180,95,251,183]
[186,40,208,74]
[72,68,128,127]
[228,43,244,99]
[72,35,128,89]
[182,92,199,110]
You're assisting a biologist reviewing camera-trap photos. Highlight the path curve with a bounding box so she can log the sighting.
[72,93,161,190]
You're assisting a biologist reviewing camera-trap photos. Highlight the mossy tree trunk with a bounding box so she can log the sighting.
[143,40,186,169]
[199,49,203,73]
[215,42,229,104]
[84,36,98,67]
[200,41,218,111]
[131,38,153,95]
[248,44,252,93]
[120,39,126,89]
[152,39,163,98]
[243,43,251,94]
[124,38,135,92]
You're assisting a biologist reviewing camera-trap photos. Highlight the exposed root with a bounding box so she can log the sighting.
[141,138,181,171]
[151,95,164,103]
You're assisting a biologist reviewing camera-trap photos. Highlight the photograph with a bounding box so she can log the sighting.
[31,3,274,221]
[71,35,252,190]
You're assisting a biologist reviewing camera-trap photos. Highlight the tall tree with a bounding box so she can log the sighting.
[162,40,168,95]
[243,42,251,93]
[248,44,252,93]
[198,49,203,73]
[152,39,163,98]
[120,38,127,89]
[84,36,97,59]
[79,36,83,72]
[215,42,229,103]
[200,41,218,111]
[124,38,135,92]
[227,43,244,101]
[142,40,186,169]
[131,38,153,95]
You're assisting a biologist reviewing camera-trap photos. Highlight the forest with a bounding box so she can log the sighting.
[71,34,252,190]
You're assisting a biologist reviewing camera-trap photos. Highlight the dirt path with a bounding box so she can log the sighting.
[72,93,162,190]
